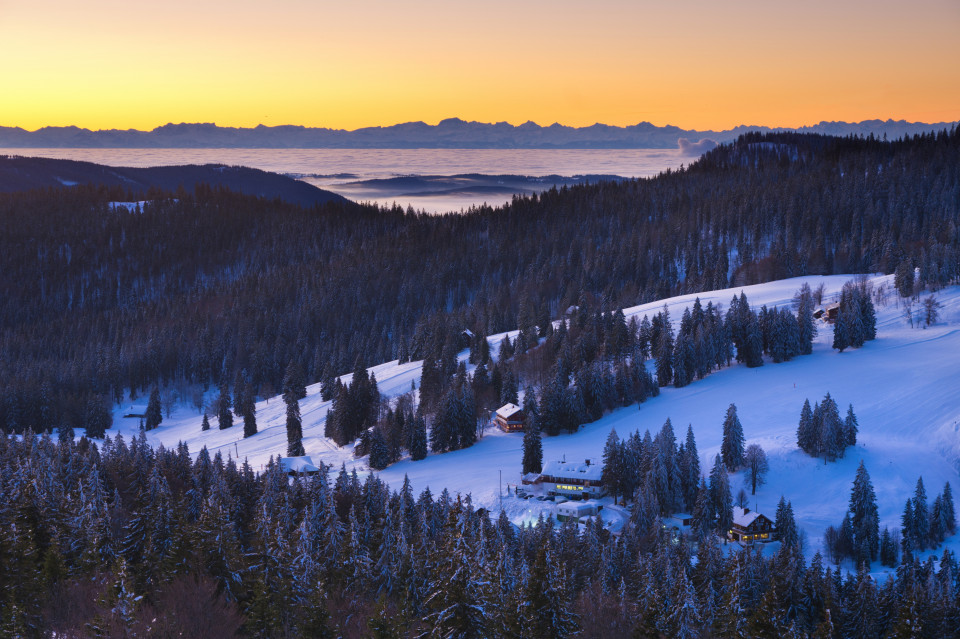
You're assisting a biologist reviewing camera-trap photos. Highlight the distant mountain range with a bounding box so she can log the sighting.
[0,118,954,149]
[0,156,346,207]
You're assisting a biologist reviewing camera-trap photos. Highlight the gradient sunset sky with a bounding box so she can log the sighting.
[2,0,958,131]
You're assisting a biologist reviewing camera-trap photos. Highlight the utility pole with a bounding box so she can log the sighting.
[499,469,503,511]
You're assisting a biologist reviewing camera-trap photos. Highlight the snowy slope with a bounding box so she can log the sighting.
[109,274,960,569]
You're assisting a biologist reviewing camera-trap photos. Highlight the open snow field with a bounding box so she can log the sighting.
[107,274,960,571]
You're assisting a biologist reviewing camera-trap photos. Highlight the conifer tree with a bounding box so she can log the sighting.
[285,400,304,457]
[797,398,815,454]
[832,308,851,352]
[240,382,257,438]
[774,497,799,550]
[655,306,674,387]
[216,384,233,430]
[145,386,163,431]
[500,369,519,407]
[721,403,745,470]
[369,428,390,470]
[680,425,700,510]
[942,482,956,534]
[901,499,915,556]
[521,408,543,477]
[794,282,818,355]
[409,413,428,461]
[84,394,112,438]
[201,413,210,431]
[912,477,929,550]
[709,455,733,537]
[283,363,305,456]
[848,461,880,564]
[601,429,622,503]
[879,527,898,567]
[843,404,858,448]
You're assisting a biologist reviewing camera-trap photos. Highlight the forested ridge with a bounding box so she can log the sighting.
[0,129,958,431]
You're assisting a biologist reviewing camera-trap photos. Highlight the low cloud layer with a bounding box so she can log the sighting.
[678,137,719,156]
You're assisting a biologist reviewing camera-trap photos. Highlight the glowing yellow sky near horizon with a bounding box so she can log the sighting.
[1,0,958,131]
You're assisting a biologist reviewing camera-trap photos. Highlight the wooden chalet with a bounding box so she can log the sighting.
[280,455,322,476]
[541,458,606,499]
[495,403,525,432]
[728,507,775,543]
[122,404,148,419]
[813,303,840,323]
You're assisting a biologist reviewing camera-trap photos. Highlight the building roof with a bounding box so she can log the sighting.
[733,506,766,528]
[122,404,148,417]
[281,456,320,474]
[558,500,601,514]
[496,403,523,420]
[542,459,603,482]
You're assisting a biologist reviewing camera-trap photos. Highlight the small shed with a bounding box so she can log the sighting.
[521,472,542,485]
[280,456,322,476]
[495,403,525,432]
[664,512,693,529]
[459,329,476,349]
[729,507,775,543]
[556,500,602,522]
[122,404,148,419]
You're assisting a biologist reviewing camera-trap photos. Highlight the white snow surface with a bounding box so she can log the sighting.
[103,273,960,573]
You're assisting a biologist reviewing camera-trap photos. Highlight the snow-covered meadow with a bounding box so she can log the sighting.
[106,273,960,572]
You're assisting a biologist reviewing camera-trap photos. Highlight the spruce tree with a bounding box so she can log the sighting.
[901,499,915,555]
[709,455,733,537]
[216,384,233,430]
[879,527,898,567]
[794,282,818,355]
[774,497,798,549]
[655,306,674,387]
[848,461,880,564]
[912,477,929,550]
[368,428,390,470]
[797,398,815,454]
[201,413,210,431]
[145,386,163,431]
[832,308,851,352]
[720,403,745,470]
[283,363,305,456]
[521,418,543,476]
[409,413,428,461]
[286,400,304,457]
[942,482,956,534]
[241,382,257,438]
[500,369,519,406]
[601,429,622,503]
[843,404,858,448]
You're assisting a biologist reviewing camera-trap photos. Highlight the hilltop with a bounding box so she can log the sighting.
[0,155,346,207]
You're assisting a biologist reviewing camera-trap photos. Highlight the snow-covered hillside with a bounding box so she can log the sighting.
[107,274,960,569]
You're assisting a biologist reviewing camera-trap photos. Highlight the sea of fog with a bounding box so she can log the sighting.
[0,147,702,212]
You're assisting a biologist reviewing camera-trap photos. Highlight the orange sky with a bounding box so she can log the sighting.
[1,0,958,131]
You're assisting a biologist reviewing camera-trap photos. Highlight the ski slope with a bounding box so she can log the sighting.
[109,273,960,569]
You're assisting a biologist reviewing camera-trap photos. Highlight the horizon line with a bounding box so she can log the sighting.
[3,116,959,135]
